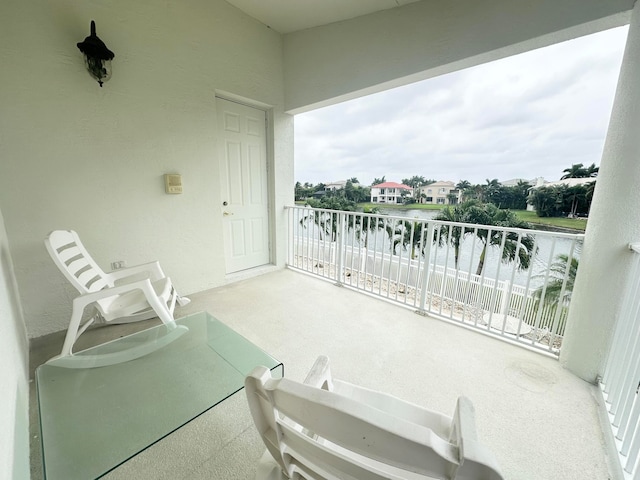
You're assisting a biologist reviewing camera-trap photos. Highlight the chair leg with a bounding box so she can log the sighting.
[58,298,97,358]
[140,281,176,326]
[177,295,191,307]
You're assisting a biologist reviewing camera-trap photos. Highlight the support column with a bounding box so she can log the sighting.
[560,5,640,381]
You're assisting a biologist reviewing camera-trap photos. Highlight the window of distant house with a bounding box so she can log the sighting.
[426,196,433,202]
[427,189,432,194]
[372,197,378,202]
[437,198,445,204]
[439,188,446,194]
[389,188,395,193]
[380,188,385,194]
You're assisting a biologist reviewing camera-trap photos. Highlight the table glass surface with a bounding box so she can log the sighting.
[36,312,283,480]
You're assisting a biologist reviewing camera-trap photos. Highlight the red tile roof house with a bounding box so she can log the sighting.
[370,181,413,204]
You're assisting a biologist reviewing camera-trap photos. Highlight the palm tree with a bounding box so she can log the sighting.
[299,208,336,241]
[585,163,599,178]
[560,163,598,179]
[401,221,429,259]
[566,185,586,218]
[434,201,478,268]
[351,207,384,248]
[585,181,596,213]
[483,178,501,204]
[535,254,579,306]
[456,180,472,191]
[456,180,472,202]
[301,197,357,241]
[468,183,484,201]
[464,203,537,276]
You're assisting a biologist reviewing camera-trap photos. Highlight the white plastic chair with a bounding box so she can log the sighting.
[45,229,191,365]
[245,356,504,480]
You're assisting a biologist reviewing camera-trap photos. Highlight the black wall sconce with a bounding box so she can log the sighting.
[77,21,115,87]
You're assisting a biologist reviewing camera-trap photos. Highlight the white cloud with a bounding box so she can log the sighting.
[294,26,628,186]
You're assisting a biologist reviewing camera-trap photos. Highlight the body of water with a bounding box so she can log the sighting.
[361,206,582,288]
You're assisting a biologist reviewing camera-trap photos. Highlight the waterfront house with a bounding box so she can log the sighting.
[370,181,413,204]
[419,180,460,205]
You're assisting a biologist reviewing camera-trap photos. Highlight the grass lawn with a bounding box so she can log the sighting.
[512,210,586,232]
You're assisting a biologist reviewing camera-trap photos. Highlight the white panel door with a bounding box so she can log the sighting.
[217,98,270,273]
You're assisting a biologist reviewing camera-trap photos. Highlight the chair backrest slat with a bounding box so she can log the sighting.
[45,230,111,294]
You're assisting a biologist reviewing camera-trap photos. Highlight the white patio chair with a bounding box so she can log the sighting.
[245,355,504,480]
[44,229,191,366]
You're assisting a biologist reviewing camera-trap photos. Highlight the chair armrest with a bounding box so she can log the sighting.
[450,396,478,445]
[72,278,158,306]
[73,277,176,326]
[448,397,504,479]
[107,261,166,284]
[303,355,334,391]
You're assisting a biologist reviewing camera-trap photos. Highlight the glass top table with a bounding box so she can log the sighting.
[36,311,283,480]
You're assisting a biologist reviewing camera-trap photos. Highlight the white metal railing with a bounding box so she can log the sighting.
[286,205,584,357]
[599,243,640,478]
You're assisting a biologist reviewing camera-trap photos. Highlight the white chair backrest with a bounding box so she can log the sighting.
[45,230,112,294]
[246,366,504,480]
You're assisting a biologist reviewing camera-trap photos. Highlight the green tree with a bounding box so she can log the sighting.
[560,163,598,180]
[456,180,472,191]
[456,180,472,202]
[482,179,501,204]
[585,163,599,178]
[566,185,586,218]
[384,219,427,258]
[301,197,358,241]
[535,254,579,306]
[371,176,386,186]
[464,203,536,275]
[447,192,459,205]
[466,184,485,202]
[435,201,536,275]
[401,175,431,199]
[528,186,565,217]
[434,201,479,267]
[585,181,596,212]
[528,184,592,218]
[353,207,384,248]
[343,180,365,202]
[294,181,317,200]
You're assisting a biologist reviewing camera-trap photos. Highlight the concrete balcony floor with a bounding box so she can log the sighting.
[29,268,614,480]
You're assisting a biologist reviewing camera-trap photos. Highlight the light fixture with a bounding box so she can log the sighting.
[77,20,115,87]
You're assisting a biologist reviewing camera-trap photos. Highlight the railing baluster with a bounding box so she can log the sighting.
[286,205,584,357]
[598,243,640,479]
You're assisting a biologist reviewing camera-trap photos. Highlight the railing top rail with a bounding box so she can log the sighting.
[286,205,585,240]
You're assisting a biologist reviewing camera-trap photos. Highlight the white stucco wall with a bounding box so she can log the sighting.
[560,2,640,381]
[0,0,293,338]
[283,0,632,114]
[0,207,29,480]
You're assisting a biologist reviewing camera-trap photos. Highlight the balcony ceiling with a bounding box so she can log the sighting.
[226,0,422,33]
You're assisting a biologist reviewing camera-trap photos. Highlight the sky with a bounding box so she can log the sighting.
[294,26,629,187]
